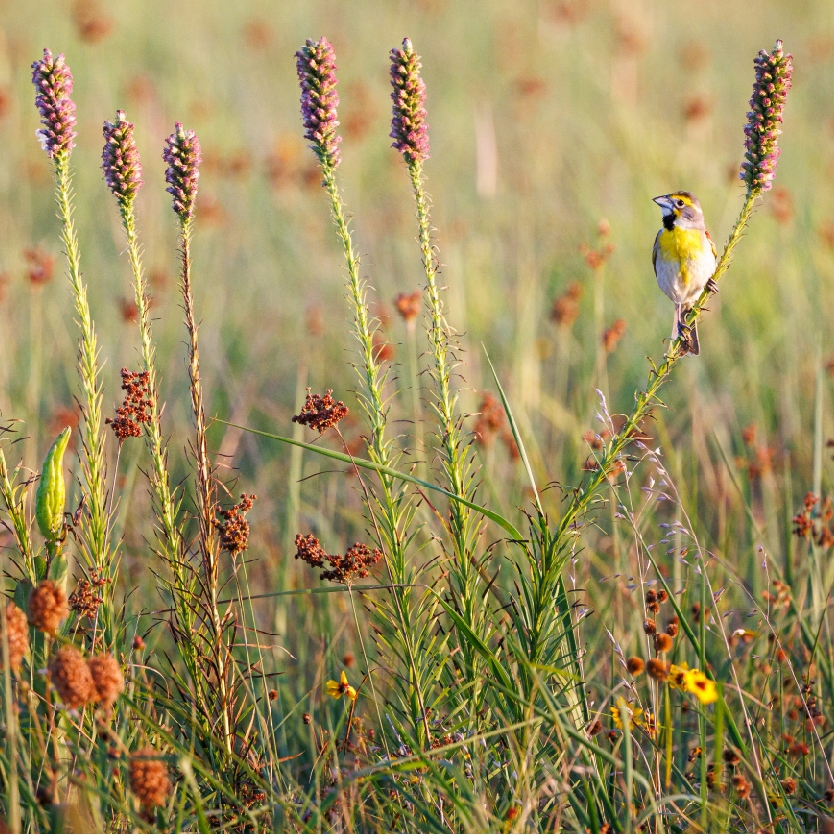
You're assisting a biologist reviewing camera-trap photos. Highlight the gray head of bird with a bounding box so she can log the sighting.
[653,192,706,230]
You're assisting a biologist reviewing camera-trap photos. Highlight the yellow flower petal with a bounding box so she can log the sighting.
[325,680,342,699]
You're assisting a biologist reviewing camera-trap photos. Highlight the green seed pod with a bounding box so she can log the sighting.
[35,427,71,541]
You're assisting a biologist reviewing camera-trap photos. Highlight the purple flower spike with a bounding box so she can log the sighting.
[162,123,202,222]
[390,38,430,164]
[31,48,77,158]
[740,40,793,195]
[295,37,342,170]
[102,111,143,207]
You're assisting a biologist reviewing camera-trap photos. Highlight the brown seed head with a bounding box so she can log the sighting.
[732,773,752,800]
[1,602,30,672]
[88,653,125,707]
[643,618,657,635]
[626,657,645,676]
[49,645,93,708]
[780,778,797,795]
[129,747,171,809]
[216,493,256,557]
[666,620,679,637]
[28,580,69,634]
[654,633,674,653]
[394,290,422,322]
[646,658,668,682]
[292,389,348,434]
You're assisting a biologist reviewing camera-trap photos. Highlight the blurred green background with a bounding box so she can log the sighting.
[1,0,834,686]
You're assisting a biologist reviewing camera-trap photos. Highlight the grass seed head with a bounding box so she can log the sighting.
[88,653,125,707]
[28,580,69,634]
[129,747,171,810]
[50,644,93,708]
[1,602,29,672]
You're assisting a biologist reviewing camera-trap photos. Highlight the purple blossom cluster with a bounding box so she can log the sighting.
[740,40,793,194]
[102,111,143,206]
[31,48,77,158]
[390,38,430,164]
[295,38,342,170]
[162,123,202,221]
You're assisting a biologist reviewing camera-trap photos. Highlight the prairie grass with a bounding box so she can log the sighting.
[0,3,833,833]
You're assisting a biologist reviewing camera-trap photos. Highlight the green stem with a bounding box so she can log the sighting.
[52,150,112,639]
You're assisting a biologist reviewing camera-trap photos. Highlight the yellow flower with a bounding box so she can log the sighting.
[325,670,357,701]
[611,698,643,731]
[683,669,718,705]
[668,662,690,691]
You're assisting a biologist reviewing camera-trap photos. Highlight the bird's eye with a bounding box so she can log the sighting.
[675,199,685,208]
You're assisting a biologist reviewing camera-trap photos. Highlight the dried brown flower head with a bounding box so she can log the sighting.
[129,747,171,809]
[28,580,69,634]
[654,633,674,653]
[646,658,668,682]
[666,620,680,637]
[106,368,152,443]
[642,618,657,635]
[295,534,382,586]
[586,718,603,737]
[550,282,583,327]
[292,389,348,434]
[394,290,422,322]
[49,645,93,708]
[732,773,752,800]
[68,569,109,620]
[473,392,506,447]
[216,493,256,557]
[24,246,56,285]
[88,653,125,707]
[1,602,29,672]
[626,657,644,676]
[602,318,627,353]
[723,747,741,765]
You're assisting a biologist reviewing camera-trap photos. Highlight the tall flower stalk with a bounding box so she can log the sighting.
[101,111,199,690]
[390,39,484,674]
[296,37,433,747]
[162,122,235,753]
[31,49,114,643]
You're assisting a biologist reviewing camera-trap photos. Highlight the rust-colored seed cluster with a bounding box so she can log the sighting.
[106,368,152,442]
[24,246,56,285]
[792,492,834,547]
[626,657,644,676]
[2,602,30,672]
[89,653,125,707]
[602,318,627,353]
[295,534,382,585]
[473,392,519,460]
[292,389,348,434]
[28,580,69,634]
[394,290,422,322]
[129,747,171,809]
[550,282,583,327]
[217,493,256,556]
[68,570,109,619]
[647,658,668,682]
[49,645,93,708]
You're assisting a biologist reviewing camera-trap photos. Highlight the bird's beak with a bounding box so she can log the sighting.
[653,195,673,211]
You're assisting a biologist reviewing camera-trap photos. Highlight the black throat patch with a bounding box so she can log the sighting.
[662,214,676,231]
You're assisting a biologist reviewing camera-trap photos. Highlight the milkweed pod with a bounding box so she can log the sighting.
[35,427,71,541]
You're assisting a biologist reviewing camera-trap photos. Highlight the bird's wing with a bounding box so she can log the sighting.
[652,229,661,274]
[705,229,718,260]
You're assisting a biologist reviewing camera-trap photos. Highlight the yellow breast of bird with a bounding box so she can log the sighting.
[656,227,706,288]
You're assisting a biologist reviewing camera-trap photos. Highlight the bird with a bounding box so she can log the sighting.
[652,192,717,356]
